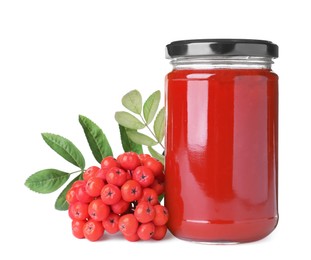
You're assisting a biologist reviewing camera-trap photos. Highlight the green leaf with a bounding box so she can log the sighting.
[25,169,70,194]
[119,125,143,154]
[115,111,145,130]
[127,130,157,146]
[55,173,83,211]
[153,107,165,143]
[143,90,161,125]
[158,193,164,203]
[41,133,85,169]
[148,146,165,164]
[122,90,142,114]
[79,115,113,163]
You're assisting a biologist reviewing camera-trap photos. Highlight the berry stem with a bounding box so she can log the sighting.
[69,169,84,175]
[139,115,165,150]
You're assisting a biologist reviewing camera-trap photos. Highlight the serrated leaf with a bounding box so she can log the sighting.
[143,90,161,125]
[79,115,113,163]
[55,173,83,211]
[126,130,157,146]
[148,146,165,164]
[154,107,165,143]
[122,90,142,114]
[41,133,85,169]
[115,111,145,130]
[25,169,69,194]
[119,125,143,154]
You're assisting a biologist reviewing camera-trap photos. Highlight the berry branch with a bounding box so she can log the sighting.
[69,169,84,175]
[114,90,165,163]
[24,89,168,242]
[139,114,165,150]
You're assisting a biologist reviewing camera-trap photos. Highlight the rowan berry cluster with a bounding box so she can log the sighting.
[66,152,168,242]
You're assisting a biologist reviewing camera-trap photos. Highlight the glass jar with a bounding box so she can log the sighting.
[164,39,279,243]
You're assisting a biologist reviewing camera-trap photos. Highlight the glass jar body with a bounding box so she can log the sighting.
[164,58,278,243]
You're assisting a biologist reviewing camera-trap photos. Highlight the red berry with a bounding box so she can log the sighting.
[69,202,89,220]
[95,168,106,180]
[117,152,141,170]
[156,172,165,183]
[121,180,142,202]
[134,202,155,223]
[123,232,140,242]
[110,199,130,215]
[132,166,155,188]
[101,184,122,205]
[71,219,86,239]
[126,170,132,180]
[150,179,165,195]
[143,157,164,177]
[138,188,159,206]
[75,185,93,203]
[85,177,105,197]
[152,225,167,240]
[72,180,86,189]
[153,205,169,226]
[88,199,110,221]
[83,219,104,242]
[83,166,100,181]
[101,156,119,176]
[138,154,151,164]
[102,213,120,234]
[119,214,139,236]
[106,167,128,187]
[66,188,78,205]
[137,222,155,240]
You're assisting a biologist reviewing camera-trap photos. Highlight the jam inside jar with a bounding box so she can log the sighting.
[164,39,279,243]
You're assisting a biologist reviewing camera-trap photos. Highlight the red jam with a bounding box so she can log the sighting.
[165,68,278,242]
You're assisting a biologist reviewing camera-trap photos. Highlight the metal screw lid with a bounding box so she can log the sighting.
[166,39,278,59]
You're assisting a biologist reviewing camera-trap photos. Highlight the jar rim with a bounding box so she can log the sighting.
[166,39,278,59]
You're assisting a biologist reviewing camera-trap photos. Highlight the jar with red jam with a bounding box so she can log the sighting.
[164,39,278,243]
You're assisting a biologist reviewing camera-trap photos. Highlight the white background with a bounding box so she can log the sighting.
[0,0,310,259]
